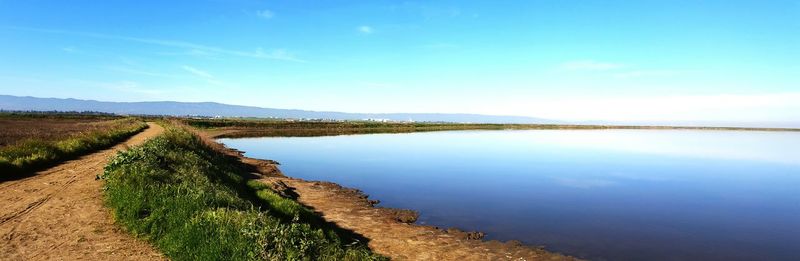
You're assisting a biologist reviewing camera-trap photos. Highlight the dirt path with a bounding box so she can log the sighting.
[0,123,164,261]
[258,175,576,261]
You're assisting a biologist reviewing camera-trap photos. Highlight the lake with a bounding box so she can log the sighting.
[219,130,800,261]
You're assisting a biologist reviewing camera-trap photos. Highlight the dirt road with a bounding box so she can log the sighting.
[0,123,164,261]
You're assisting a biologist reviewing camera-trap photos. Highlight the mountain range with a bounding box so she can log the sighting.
[0,95,553,124]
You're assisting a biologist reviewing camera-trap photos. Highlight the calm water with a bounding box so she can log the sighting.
[220,130,800,261]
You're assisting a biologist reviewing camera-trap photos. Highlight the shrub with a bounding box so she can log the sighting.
[103,125,385,261]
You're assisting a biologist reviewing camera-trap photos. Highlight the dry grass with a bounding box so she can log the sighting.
[0,116,120,147]
[0,114,148,176]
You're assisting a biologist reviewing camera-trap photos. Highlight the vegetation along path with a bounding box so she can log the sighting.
[0,123,164,261]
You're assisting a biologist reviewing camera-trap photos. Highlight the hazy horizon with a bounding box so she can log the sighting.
[1,1,798,126]
[3,94,800,128]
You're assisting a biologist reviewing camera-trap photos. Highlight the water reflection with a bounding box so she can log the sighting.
[220,130,800,261]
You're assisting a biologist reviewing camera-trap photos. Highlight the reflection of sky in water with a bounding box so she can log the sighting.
[220,130,800,261]
[509,130,800,165]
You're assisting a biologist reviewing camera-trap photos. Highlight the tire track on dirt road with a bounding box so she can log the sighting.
[0,123,164,261]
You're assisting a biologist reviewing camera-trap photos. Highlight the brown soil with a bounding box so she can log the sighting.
[226,156,578,260]
[257,176,575,260]
[0,123,165,261]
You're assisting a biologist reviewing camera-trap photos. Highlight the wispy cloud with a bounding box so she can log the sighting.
[357,25,373,34]
[256,9,274,19]
[181,66,213,79]
[560,60,623,71]
[7,26,305,62]
[61,46,78,53]
[253,48,303,62]
[180,65,225,86]
[613,70,678,79]
[109,66,175,78]
[156,49,216,58]
[559,59,678,78]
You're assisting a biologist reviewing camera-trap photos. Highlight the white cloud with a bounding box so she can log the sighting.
[61,46,77,53]
[256,9,274,19]
[11,26,304,62]
[254,48,305,62]
[613,70,678,79]
[181,66,227,86]
[560,60,623,71]
[156,49,215,57]
[357,25,373,34]
[110,67,175,78]
[182,66,213,79]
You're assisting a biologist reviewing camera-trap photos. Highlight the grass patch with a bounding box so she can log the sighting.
[0,118,147,176]
[102,125,385,260]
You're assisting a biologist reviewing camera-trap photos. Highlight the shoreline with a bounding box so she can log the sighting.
[184,118,800,139]
[243,156,576,260]
[204,131,578,260]
[202,124,800,140]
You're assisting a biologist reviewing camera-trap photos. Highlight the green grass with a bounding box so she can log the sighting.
[0,118,147,175]
[102,125,385,261]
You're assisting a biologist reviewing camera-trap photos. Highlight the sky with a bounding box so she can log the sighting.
[0,0,798,125]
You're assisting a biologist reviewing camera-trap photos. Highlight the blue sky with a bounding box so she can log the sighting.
[0,0,798,124]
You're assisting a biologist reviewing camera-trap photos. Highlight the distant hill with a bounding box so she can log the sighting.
[0,95,554,124]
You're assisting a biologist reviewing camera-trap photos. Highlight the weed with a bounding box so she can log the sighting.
[103,125,385,260]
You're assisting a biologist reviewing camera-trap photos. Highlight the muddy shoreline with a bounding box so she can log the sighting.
[207,133,577,260]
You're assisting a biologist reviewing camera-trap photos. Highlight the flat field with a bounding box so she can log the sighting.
[0,114,120,147]
[0,113,147,175]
